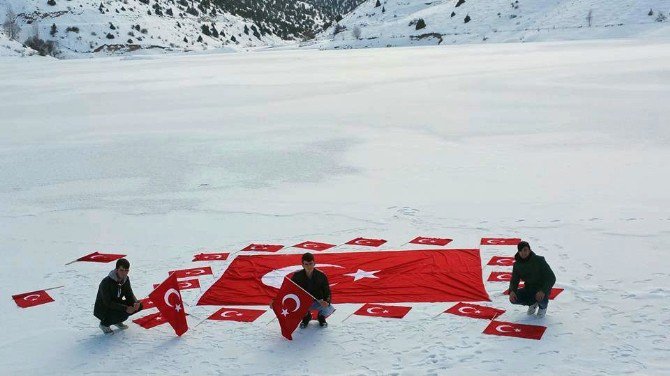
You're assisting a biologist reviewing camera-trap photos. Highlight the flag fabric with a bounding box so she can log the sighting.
[192,253,229,262]
[208,308,266,323]
[197,249,490,306]
[487,272,512,282]
[169,266,213,279]
[354,303,411,319]
[271,277,314,340]
[292,241,336,252]
[12,290,54,308]
[76,251,126,263]
[481,238,521,246]
[149,273,189,336]
[483,320,547,340]
[409,237,452,246]
[139,297,155,309]
[241,244,284,252]
[133,312,168,329]
[154,278,200,291]
[487,256,515,266]
[503,283,564,300]
[444,302,505,320]
[345,237,387,247]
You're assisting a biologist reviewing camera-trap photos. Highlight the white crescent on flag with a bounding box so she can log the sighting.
[497,274,511,281]
[180,281,195,289]
[497,259,513,265]
[89,254,104,259]
[366,306,386,315]
[495,324,515,333]
[23,294,42,302]
[281,294,301,312]
[221,310,241,318]
[164,288,181,308]
[457,306,477,314]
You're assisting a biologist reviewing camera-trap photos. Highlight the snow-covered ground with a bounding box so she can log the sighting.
[1,36,670,375]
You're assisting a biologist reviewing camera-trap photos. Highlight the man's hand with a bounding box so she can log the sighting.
[535,291,545,302]
[269,300,274,309]
[318,299,329,307]
[133,302,141,311]
[125,305,136,314]
[509,291,517,303]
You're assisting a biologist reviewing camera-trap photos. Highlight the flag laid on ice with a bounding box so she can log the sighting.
[133,312,168,329]
[139,297,155,309]
[12,289,54,308]
[409,237,452,246]
[197,249,490,306]
[192,253,229,262]
[242,244,284,252]
[271,277,313,340]
[354,303,411,319]
[445,302,505,320]
[76,251,126,263]
[346,237,387,247]
[169,266,213,279]
[487,272,512,282]
[481,238,521,246]
[149,273,188,336]
[154,278,200,291]
[503,283,564,300]
[208,308,266,323]
[483,320,546,340]
[487,256,515,266]
[292,241,335,252]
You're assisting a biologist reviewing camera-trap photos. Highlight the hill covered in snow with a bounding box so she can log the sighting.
[312,0,670,49]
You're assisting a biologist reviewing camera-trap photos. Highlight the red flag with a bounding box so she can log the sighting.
[483,320,546,340]
[487,272,512,282]
[242,243,284,252]
[12,290,54,308]
[409,237,452,246]
[169,266,213,279]
[445,302,505,320]
[76,251,126,263]
[345,237,386,247]
[198,249,490,306]
[354,303,411,319]
[208,308,266,323]
[487,256,515,266]
[139,297,155,309]
[193,253,229,262]
[481,238,521,246]
[154,278,200,291]
[272,277,314,340]
[292,241,336,252]
[149,273,189,336]
[503,283,564,300]
[133,312,169,329]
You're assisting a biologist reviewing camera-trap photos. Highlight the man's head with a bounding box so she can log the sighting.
[115,258,130,280]
[517,241,531,259]
[301,252,315,273]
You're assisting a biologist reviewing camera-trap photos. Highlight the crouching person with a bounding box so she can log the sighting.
[94,258,143,334]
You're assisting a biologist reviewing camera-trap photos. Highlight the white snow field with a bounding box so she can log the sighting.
[1,36,670,375]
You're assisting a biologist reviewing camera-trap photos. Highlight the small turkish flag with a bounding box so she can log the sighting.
[139,297,155,309]
[272,277,314,340]
[503,283,564,300]
[354,303,411,319]
[133,312,168,329]
[242,244,284,252]
[208,308,266,323]
[154,278,200,291]
[487,256,515,266]
[488,272,512,282]
[149,273,189,336]
[346,237,387,247]
[481,238,521,246]
[292,241,336,252]
[12,290,54,308]
[445,302,505,320]
[169,266,213,279]
[76,251,126,263]
[192,253,229,262]
[483,320,547,340]
[409,237,452,246]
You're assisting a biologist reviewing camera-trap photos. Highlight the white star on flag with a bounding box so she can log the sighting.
[344,269,380,281]
[281,308,289,317]
[175,304,182,312]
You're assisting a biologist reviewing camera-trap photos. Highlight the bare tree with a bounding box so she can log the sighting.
[586,9,593,27]
[352,25,361,39]
[3,6,21,40]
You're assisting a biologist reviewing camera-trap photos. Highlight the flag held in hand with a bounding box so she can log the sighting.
[149,273,189,336]
[271,277,314,340]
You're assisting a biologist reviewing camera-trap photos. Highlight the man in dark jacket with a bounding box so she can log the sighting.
[509,241,556,317]
[291,252,335,327]
[94,258,143,334]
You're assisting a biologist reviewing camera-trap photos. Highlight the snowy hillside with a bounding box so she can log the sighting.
[0,0,283,57]
[313,0,670,49]
[0,31,35,57]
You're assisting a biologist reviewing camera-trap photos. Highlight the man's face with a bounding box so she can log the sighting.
[302,259,315,273]
[116,266,129,280]
[518,246,531,259]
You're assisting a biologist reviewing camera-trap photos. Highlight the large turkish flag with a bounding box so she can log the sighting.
[197,249,490,306]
